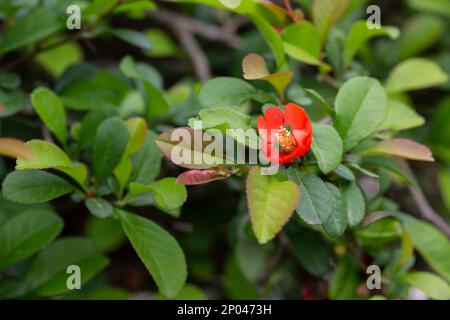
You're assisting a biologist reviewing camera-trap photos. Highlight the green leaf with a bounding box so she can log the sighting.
[322,182,347,238]
[85,217,126,253]
[117,210,187,298]
[247,14,285,68]
[342,181,365,227]
[92,117,130,182]
[407,0,450,18]
[0,209,63,269]
[398,215,450,282]
[23,237,108,296]
[437,167,450,213]
[0,9,61,54]
[282,21,322,65]
[14,140,87,187]
[144,28,179,57]
[311,124,343,174]
[36,41,83,77]
[286,226,332,276]
[131,130,162,184]
[31,88,67,145]
[399,15,446,59]
[312,0,351,43]
[149,178,187,211]
[378,100,425,131]
[78,105,118,150]
[329,255,360,299]
[402,272,450,300]
[343,20,399,67]
[2,170,75,204]
[119,56,168,120]
[112,29,152,50]
[385,58,449,94]
[16,140,71,170]
[61,71,128,110]
[334,76,388,151]
[199,77,265,109]
[156,283,206,300]
[85,198,113,218]
[0,89,27,118]
[246,167,299,244]
[287,168,332,225]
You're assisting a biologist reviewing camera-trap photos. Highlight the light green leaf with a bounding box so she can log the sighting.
[156,283,206,300]
[343,20,399,67]
[85,198,113,218]
[0,9,61,54]
[402,272,450,300]
[282,21,322,65]
[92,117,130,182]
[0,209,63,270]
[117,210,187,298]
[2,170,75,204]
[378,100,425,131]
[407,0,450,18]
[31,88,67,145]
[24,237,108,296]
[334,76,388,151]
[16,140,71,170]
[36,41,83,77]
[399,15,446,59]
[287,168,332,225]
[312,0,351,43]
[311,124,343,174]
[246,167,299,244]
[385,58,449,94]
[342,181,365,227]
[85,217,126,253]
[129,178,187,211]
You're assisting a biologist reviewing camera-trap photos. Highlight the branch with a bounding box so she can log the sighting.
[399,160,450,237]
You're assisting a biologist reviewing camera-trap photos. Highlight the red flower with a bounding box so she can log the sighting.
[257,103,312,164]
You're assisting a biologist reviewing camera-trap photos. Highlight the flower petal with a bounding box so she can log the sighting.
[284,103,310,131]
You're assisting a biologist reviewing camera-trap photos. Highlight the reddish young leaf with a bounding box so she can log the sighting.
[0,137,33,159]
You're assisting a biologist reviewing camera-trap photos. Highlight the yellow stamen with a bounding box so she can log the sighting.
[276,126,297,153]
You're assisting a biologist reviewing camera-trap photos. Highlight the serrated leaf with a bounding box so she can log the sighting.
[16,140,71,170]
[117,210,187,298]
[287,168,332,225]
[311,124,343,174]
[246,167,299,244]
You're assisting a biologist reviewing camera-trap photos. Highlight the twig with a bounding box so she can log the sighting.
[399,160,450,236]
[147,8,243,80]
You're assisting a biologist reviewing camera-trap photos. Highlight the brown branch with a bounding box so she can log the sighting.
[399,160,450,236]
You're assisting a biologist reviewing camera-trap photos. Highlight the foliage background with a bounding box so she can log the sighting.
[0,0,449,300]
